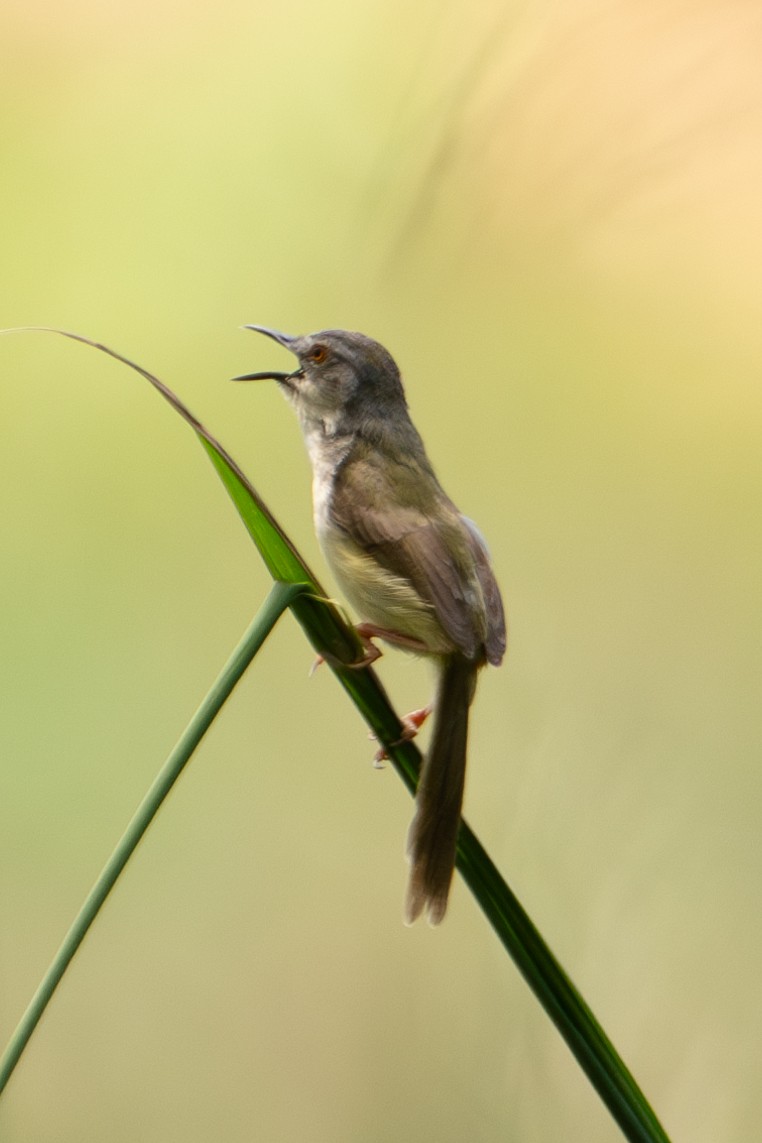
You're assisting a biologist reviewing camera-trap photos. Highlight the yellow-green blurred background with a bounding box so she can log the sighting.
[2,2,760,1140]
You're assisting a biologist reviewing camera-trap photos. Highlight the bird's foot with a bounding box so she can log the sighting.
[309,633,382,676]
[372,705,433,766]
[311,616,431,674]
[309,621,430,676]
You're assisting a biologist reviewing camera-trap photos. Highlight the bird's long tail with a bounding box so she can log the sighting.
[405,655,477,925]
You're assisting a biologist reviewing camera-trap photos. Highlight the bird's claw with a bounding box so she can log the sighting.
[308,630,383,675]
[370,705,433,765]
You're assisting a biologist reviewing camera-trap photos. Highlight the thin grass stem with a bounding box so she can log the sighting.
[0,580,307,1096]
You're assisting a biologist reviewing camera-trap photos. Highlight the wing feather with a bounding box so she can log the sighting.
[329,452,503,662]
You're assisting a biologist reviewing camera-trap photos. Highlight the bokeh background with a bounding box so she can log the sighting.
[1,1,761,1140]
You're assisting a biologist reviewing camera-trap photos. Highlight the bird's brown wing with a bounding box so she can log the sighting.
[330,456,491,661]
[462,518,507,666]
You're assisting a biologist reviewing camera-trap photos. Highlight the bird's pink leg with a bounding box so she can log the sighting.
[373,704,433,766]
[310,620,429,674]
[355,622,430,654]
[309,621,433,763]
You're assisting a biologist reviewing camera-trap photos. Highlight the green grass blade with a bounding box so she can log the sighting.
[0,328,672,1141]
[0,581,306,1097]
[455,821,671,1142]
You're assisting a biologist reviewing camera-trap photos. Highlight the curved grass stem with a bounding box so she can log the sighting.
[0,580,307,1096]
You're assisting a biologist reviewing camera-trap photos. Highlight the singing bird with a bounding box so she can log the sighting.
[235,327,506,924]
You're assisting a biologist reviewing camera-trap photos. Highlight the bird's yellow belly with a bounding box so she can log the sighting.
[319,526,453,655]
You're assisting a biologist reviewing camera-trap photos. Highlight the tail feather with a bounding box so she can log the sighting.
[405,656,477,925]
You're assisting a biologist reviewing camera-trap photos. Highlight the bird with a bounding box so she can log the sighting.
[234,326,506,924]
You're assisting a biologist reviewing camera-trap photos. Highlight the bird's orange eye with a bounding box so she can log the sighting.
[309,345,328,364]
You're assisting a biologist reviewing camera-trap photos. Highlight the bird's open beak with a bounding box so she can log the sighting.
[232,324,301,383]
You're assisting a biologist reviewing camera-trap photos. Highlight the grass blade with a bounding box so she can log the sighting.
[0,581,306,1096]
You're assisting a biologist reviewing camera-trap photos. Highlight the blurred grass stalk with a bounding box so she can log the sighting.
[0,329,672,1143]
